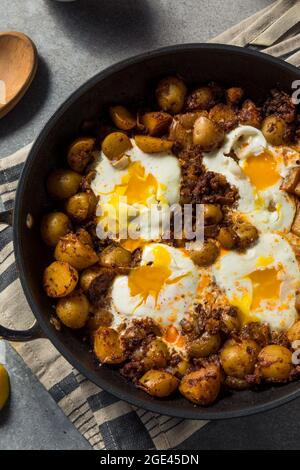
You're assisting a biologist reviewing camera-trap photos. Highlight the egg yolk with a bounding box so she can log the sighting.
[242,151,280,190]
[248,268,281,311]
[110,161,161,205]
[128,246,187,305]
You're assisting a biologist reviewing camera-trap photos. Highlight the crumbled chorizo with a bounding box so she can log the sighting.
[263,89,296,123]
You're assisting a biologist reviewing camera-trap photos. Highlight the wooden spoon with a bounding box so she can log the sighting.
[0,32,37,119]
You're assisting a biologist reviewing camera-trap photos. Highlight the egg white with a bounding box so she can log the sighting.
[111,244,199,327]
[203,125,297,233]
[91,140,181,241]
[213,233,300,330]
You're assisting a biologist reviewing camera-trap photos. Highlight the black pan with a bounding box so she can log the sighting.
[1,44,300,420]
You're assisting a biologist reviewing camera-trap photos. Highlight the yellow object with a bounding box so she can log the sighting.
[0,364,10,410]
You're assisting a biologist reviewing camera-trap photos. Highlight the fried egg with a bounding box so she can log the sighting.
[111,244,199,327]
[203,125,298,233]
[91,140,181,246]
[213,233,300,330]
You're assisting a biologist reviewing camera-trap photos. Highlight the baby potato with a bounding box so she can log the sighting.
[134,135,173,153]
[46,169,82,200]
[217,227,236,249]
[99,245,132,268]
[179,364,221,405]
[141,112,172,136]
[193,116,225,151]
[54,232,98,270]
[102,132,132,161]
[0,364,10,411]
[43,261,78,298]
[220,339,259,379]
[220,310,240,334]
[168,120,193,148]
[287,320,300,343]
[257,345,293,382]
[204,204,223,225]
[56,291,89,329]
[188,332,221,358]
[190,240,219,267]
[209,103,238,132]
[67,137,96,173]
[234,222,258,249]
[40,211,71,247]
[110,106,136,131]
[80,265,103,292]
[186,86,219,111]
[261,116,288,146]
[239,99,262,128]
[143,339,170,370]
[177,111,204,129]
[139,370,179,398]
[93,327,125,364]
[156,77,187,114]
[226,87,244,105]
[64,192,90,223]
[87,308,113,331]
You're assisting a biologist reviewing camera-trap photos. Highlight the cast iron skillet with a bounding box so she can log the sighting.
[1,44,300,420]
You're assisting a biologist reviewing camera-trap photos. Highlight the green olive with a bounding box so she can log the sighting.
[204,204,223,225]
[143,339,170,370]
[188,332,221,358]
[217,227,236,249]
[235,223,258,249]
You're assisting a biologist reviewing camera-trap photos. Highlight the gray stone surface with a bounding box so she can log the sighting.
[2,0,299,452]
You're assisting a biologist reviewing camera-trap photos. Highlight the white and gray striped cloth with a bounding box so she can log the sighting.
[1,0,300,451]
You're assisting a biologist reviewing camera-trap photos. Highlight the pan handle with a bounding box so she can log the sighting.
[0,208,44,341]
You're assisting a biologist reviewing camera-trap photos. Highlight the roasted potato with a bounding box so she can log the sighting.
[220,310,240,334]
[292,204,300,237]
[203,204,223,225]
[168,119,193,148]
[94,327,125,364]
[54,232,98,270]
[287,320,300,343]
[257,345,293,382]
[193,116,225,151]
[217,226,236,249]
[99,245,132,268]
[143,339,170,369]
[43,261,78,298]
[234,222,258,249]
[186,85,221,111]
[280,167,300,194]
[220,339,259,379]
[295,293,300,312]
[142,112,172,136]
[87,308,113,331]
[56,291,89,329]
[208,103,238,132]
[177,111,204,129]
[0,364,10,411]
[225,376,250,390]
[40,212,71,247]
[46,169,82,200]
[261,115,288,146]
[226,87,244,106]
[102,132,132,161]
[188,332,221,358]
[67,137,96,173]
[156,77,187,114]
[189,240,219,267]
[80,265,103,292]
[64,192,90,223]
[139,370,179,398]
[134,135,173,153]
[109,105,136,130]
[179,364,221,405]
[239,100,262,128]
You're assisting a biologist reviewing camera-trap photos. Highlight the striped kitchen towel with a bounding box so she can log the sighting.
[1,0,300,451]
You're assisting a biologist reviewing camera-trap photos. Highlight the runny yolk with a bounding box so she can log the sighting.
[248,268,281,311]
[242,151,280,190]
[111,161,159,205]
[128,245,187,305]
